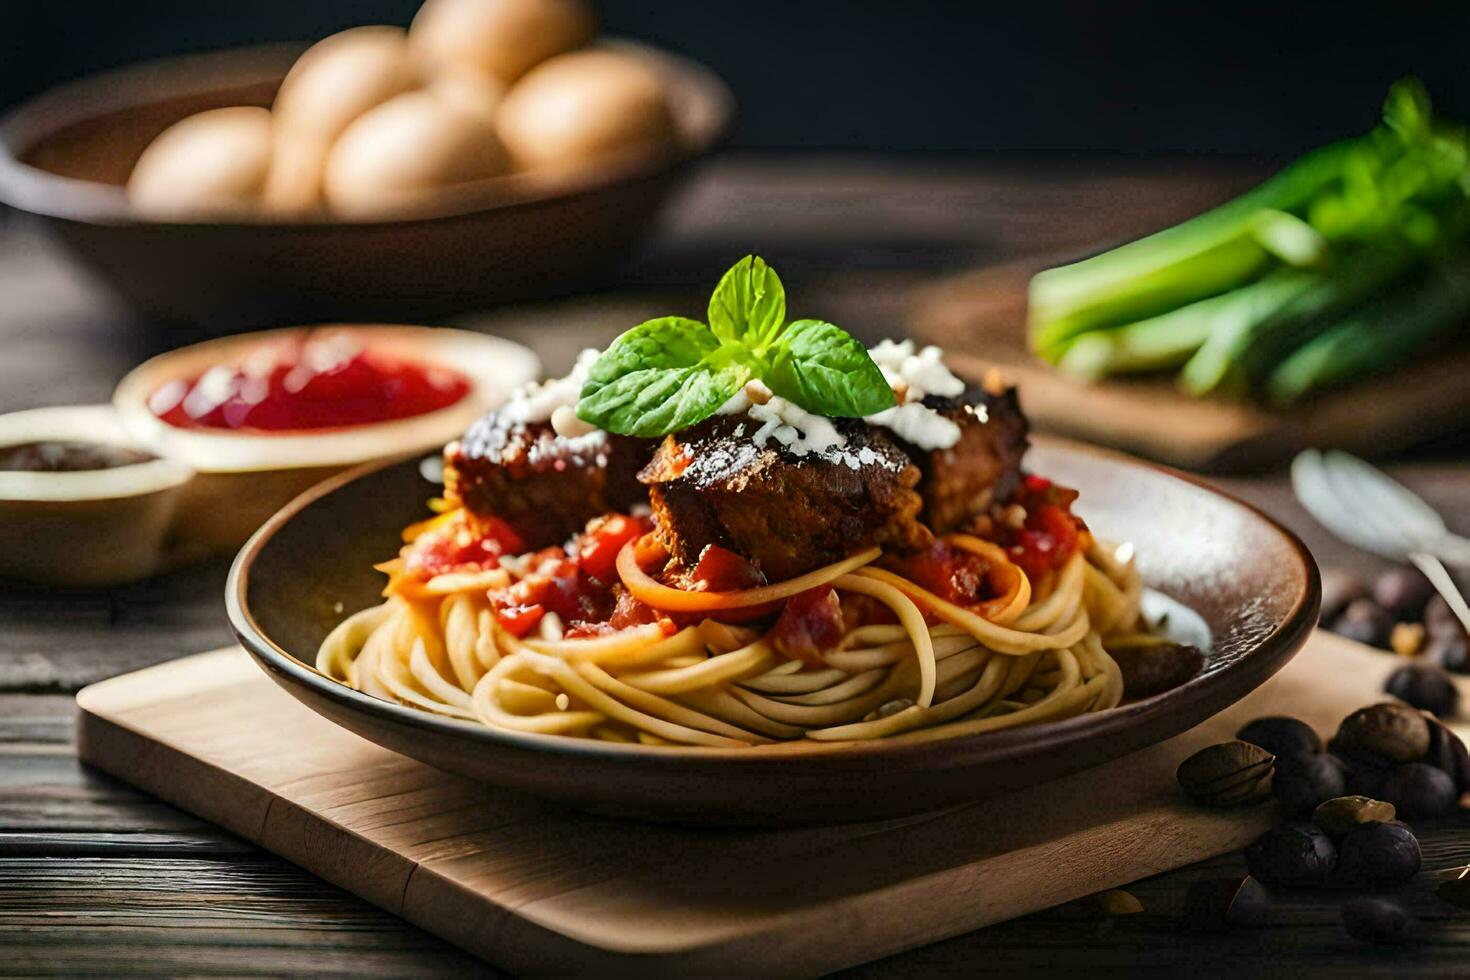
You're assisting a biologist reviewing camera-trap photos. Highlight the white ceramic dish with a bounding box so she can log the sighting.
[0,405,194,586]
[110,324,539,561]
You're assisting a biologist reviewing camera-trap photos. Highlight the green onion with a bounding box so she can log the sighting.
[1026,78,1470,404]
[1029,141,1352,361]
[1266,261,1470,405]
[1178,246,1417,397]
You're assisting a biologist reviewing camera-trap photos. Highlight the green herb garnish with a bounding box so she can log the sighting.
[576,256,895,437]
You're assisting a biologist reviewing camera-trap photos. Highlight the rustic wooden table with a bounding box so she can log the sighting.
[2,155,1468,976]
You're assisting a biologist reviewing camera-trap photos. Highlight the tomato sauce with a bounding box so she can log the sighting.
[997,474,1087,583]
[403,512,525,578]
[149,335,470,432]
[688,544,767,593]
[884,540,994,607]
[480,514,658,639]
[770,585,845,666]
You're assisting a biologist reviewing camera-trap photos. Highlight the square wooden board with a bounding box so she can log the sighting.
[77,631,1407,975]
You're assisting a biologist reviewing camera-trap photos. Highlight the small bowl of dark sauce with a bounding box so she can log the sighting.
[0,406,193,586]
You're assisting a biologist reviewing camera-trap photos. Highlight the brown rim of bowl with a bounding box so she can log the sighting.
[227,438,1321,769]
[0,39,733,228]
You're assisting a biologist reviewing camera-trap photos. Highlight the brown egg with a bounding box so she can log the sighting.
[496,49,674,171]
[127,107,273,218]
[427,64,507,124]
[409,0,596,83]
[322,90,508,217]
[264,26,421,214]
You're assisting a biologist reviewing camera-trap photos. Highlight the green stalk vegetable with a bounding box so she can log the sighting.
[1028,146,1350,361]
[1054,289,1236,380]
[1026,78,1470,404]
[1266,261,1470,404]
[1178,245,1418,397]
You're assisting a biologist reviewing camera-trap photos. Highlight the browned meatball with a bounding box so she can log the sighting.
[640,416,930,581]
[444,411,651,549]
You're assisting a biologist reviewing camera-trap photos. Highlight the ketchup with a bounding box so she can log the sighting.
[148,334,471,432]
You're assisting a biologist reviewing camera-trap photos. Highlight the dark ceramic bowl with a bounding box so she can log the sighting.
[228,437,1319,825]
[0,42,730,331]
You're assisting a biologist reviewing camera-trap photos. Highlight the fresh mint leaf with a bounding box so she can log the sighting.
[766,319,897,417]
[577,256,897,436]
[576,317,750,437]
[707,254,786,348]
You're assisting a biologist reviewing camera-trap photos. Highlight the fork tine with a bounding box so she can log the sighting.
[1319,454,1418,551]
[1323,451,1446,537]
[1321,454,1459,568]
[1291,450,1402,558]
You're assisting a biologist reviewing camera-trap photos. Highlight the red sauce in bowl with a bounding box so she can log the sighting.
[148,335,471,432]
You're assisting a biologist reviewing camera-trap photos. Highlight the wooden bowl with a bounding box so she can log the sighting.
[0,42,731,330]
[228,438,1319,825]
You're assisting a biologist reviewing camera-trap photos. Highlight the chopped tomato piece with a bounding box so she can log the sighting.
[690,544,767,593]
[771,586,845,666]
[883,540,992,606]
[495,603,544,638]
[608,589,663,629]
[404,512,524,577]
[1003,476,1086,582]
[578,514,651,585]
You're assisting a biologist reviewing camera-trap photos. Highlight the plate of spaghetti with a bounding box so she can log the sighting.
[229,257,1319,824]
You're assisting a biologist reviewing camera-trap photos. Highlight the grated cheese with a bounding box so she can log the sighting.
[863,340,970,450]
[505,348,602,427]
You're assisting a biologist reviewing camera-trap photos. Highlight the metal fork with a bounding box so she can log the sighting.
[1292,449,1470,634]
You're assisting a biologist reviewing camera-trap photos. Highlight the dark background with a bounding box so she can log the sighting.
[3,2,1466,158]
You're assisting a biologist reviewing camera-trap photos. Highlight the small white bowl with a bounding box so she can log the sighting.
[111,324,539,560]
[0,405,194,586]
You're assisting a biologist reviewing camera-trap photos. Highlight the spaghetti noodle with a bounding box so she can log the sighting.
[318,518,1151,747]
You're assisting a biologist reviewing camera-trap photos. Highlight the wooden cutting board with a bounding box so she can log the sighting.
[76,631,1408,976]
[907,261,1470,472]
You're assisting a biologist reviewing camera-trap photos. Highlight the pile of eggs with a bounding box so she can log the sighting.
[126,0,676,219]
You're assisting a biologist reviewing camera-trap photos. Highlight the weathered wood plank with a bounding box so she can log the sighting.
[0,856,499,978]
[0,746,221,838]
[0,559,235,693]
[0,695,74,743]
[847,837,1470,978]
[0,831,253,857]
[3,848,1469,978]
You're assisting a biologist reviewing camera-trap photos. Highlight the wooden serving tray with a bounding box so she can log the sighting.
[76,631,1402,976]
[907,261,1470,471]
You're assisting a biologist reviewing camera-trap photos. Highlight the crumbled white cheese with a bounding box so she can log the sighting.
[863,340,969,451]
[867,339,965,402]
[717,378,774,416]
[747,393,846,456]
[503,348,601,425]
[866,402,962,449]
[712,343,970,454]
